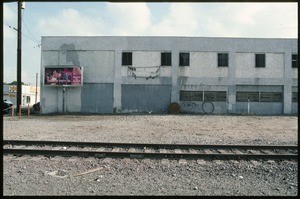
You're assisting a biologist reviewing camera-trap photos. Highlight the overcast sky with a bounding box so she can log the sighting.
[3,2,298,86]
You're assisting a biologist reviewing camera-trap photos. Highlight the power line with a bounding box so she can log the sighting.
[22,9,41,43]
[4,22,41,47]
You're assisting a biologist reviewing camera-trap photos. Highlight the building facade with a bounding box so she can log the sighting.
[40,36,298,115]
[3,85,40,107]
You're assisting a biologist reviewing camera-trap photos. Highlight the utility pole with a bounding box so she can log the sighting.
[17,2,24,111]
[17,2,25,111]
[35,73,38,103]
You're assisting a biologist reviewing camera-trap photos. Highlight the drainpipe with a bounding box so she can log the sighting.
[247,97,250,115]
[62,86,66,113]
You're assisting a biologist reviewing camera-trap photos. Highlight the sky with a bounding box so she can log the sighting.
[3,2,298,86]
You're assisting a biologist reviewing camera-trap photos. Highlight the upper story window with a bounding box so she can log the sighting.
[161,52,172,66]
[292,54,298,68]
[218,53,228,67]
[122,52,132,65]
[255,54,266,68]
[179,53,190,66]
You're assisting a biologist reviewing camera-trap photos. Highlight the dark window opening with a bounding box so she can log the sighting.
[26,96,31,104]
[161,52,172,66]
[236,92,259,102]
[180,91,203,101]
[292,92,298,102]
[122,52,132,65]
[218,53,228,67]
[179,53,190,66]
[292,54,298,68]
[255,54,266,68]
[204,91,227,102]
[260,92,282,102]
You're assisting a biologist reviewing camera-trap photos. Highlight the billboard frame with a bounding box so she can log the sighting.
[43,65,83,87]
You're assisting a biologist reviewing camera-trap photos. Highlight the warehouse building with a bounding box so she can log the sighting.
[40,36,298,115]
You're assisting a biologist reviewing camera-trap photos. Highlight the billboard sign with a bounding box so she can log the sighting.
[44,66,83,86]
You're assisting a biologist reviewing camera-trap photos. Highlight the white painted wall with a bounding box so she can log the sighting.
[40,36,297,114]
[179,52,228,77]
[76,51,115,83]
[124,51,172,77]
[292,68,298,78]
[236,53,284,78]
[133,51,160,67]
[42,50,59,65]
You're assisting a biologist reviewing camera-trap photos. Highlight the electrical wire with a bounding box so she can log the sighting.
[22,9,41,44]
[4,22,41,47]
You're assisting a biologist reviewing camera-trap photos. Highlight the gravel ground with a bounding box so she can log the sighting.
[3,114,298,196]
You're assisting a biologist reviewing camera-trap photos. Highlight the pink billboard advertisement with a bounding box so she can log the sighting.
[44,67,82,86]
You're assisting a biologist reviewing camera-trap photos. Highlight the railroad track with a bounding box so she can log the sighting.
[3,140,298,160]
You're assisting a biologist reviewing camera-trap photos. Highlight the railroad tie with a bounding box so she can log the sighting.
[111,148,120,152]
[96,147,105,152]
[128,148,136,153]
[217,149,227,154]
[144,148,153,153]
[189,149,198,154]
[204,149,212,154]
[175,149,183,154]
[159,149,168,154]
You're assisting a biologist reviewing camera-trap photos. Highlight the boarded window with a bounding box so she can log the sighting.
[161,52,172,66]
[179,53,190,66]
[122,52,132,65]
[292,54,298,68]
[236,92,259,102]
[218,53,228,67]
[180,91,203,101]
[292,92,298,102]
[255,54,265,68]
[260,92,282,102]
[204,91,227,102]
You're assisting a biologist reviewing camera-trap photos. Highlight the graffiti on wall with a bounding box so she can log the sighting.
[181,102,202,112]
[181,101,215,114]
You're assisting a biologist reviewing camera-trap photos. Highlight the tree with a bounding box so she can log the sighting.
[9,81,25,85]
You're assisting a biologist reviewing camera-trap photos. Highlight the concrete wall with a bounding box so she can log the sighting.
[235,85,283,115]
[121,84,171,113]
[179,101,227,114]
[236,102,283,115]
[81,83,113,113]
[180,52,228,78]
[236,53,284,79]
[41,48,114,113]
[40,36,297,115]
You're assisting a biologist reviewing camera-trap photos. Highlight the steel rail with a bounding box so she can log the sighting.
[3,139,298,150]
[3,148,297,160]
[3,139,297,160]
